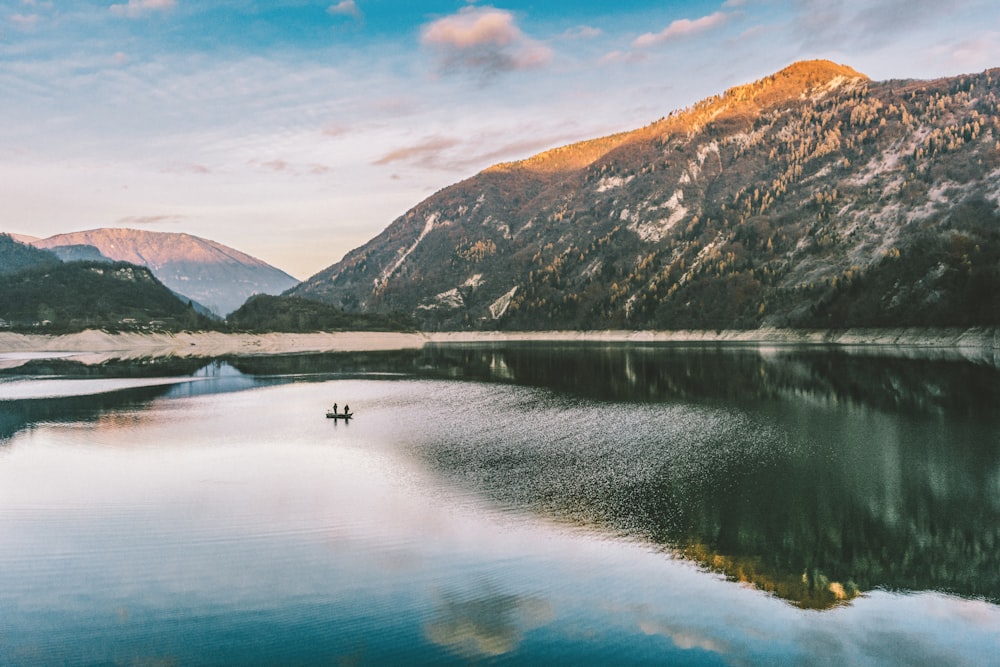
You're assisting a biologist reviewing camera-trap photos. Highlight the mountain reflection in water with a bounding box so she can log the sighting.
[402,343,1000,609]
[4,343,999,612]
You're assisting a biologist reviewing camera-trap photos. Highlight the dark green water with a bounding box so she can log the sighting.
[1,343,998,665]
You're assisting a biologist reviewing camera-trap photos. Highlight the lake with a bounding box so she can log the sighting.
[1,342,998,665]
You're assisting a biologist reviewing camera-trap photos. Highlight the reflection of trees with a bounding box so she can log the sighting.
[661,418,1000,608]
[0,385,175,444]
[0,356,208,379]
[417,343,1000,417]
[415,344,1000,609]
[225,351,423,377]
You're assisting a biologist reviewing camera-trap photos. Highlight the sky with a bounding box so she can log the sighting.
[2,1,999,279]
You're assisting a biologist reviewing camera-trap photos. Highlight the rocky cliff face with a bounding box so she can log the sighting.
[33,228,299,317]
[291,60,1000,330]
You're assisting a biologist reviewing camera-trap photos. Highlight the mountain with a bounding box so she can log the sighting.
[291,60,1000,330]
[32,228,299,317]
[0,260,214,331]
[0,234,60,276]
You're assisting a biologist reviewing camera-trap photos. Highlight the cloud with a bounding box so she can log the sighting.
[926,32,1000,70]
[421,6,553,78]
[633,11,730,48]
[327,0,362,21]
[308,163,333,175]
[109,0,176,19]
[259,159,288,172]
[373,127,594,174]
[117,214,185,225]
[373,136,461,169]
[562,25,603,40]
[599,49,649,66]
[789,0,960,52]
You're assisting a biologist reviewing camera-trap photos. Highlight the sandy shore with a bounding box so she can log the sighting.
[0,327,996,368]
[0,330,430,368]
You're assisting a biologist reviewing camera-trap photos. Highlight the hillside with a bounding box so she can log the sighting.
[291,60,1000,330]
[227,294,415,332]
[0,260,214,332]
[0,234,59,275]
[32,228,299,316]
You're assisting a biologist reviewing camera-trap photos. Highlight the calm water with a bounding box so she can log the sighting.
[1,343,998,665]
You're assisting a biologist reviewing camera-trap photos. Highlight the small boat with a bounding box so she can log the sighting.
[326,409,353,419]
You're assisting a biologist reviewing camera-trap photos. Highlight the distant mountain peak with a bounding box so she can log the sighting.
[32,228,299,316]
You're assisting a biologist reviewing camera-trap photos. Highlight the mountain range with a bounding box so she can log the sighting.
[30,228,299,317]
[290,60,1000,331]
[0,234,213,331]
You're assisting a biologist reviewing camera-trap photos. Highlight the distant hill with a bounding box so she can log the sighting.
[291,60,1000,330]
[45,243,113,263]
[0,260,215,332]
[227,294,414,332]
[32,228,299,317]
[0,234,60,276]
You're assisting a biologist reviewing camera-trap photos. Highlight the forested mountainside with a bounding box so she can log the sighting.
[0,257,214,332]
[291,60,1000,330]
[0,234,59,275]
[227,294,415,332]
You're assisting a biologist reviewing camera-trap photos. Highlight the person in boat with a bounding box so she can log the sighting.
[332,403,338,415]
[343,404,349,415]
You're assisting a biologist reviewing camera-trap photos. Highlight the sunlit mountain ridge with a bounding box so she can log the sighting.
[291,60,1000,331]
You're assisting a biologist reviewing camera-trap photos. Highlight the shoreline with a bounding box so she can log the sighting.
[0,327,995,366]
[0,330,432,369]
[426,326,1000,349]
[0,327,1000,369]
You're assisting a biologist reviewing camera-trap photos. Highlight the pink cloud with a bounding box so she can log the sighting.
[633,11,730,48]
[327,1,361,20]
[421,6,552,77]
[374,136,461,168]
[260,159,288,172]
[109,0,176,19]
[423,7,519,49]
[117,214,186,225]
